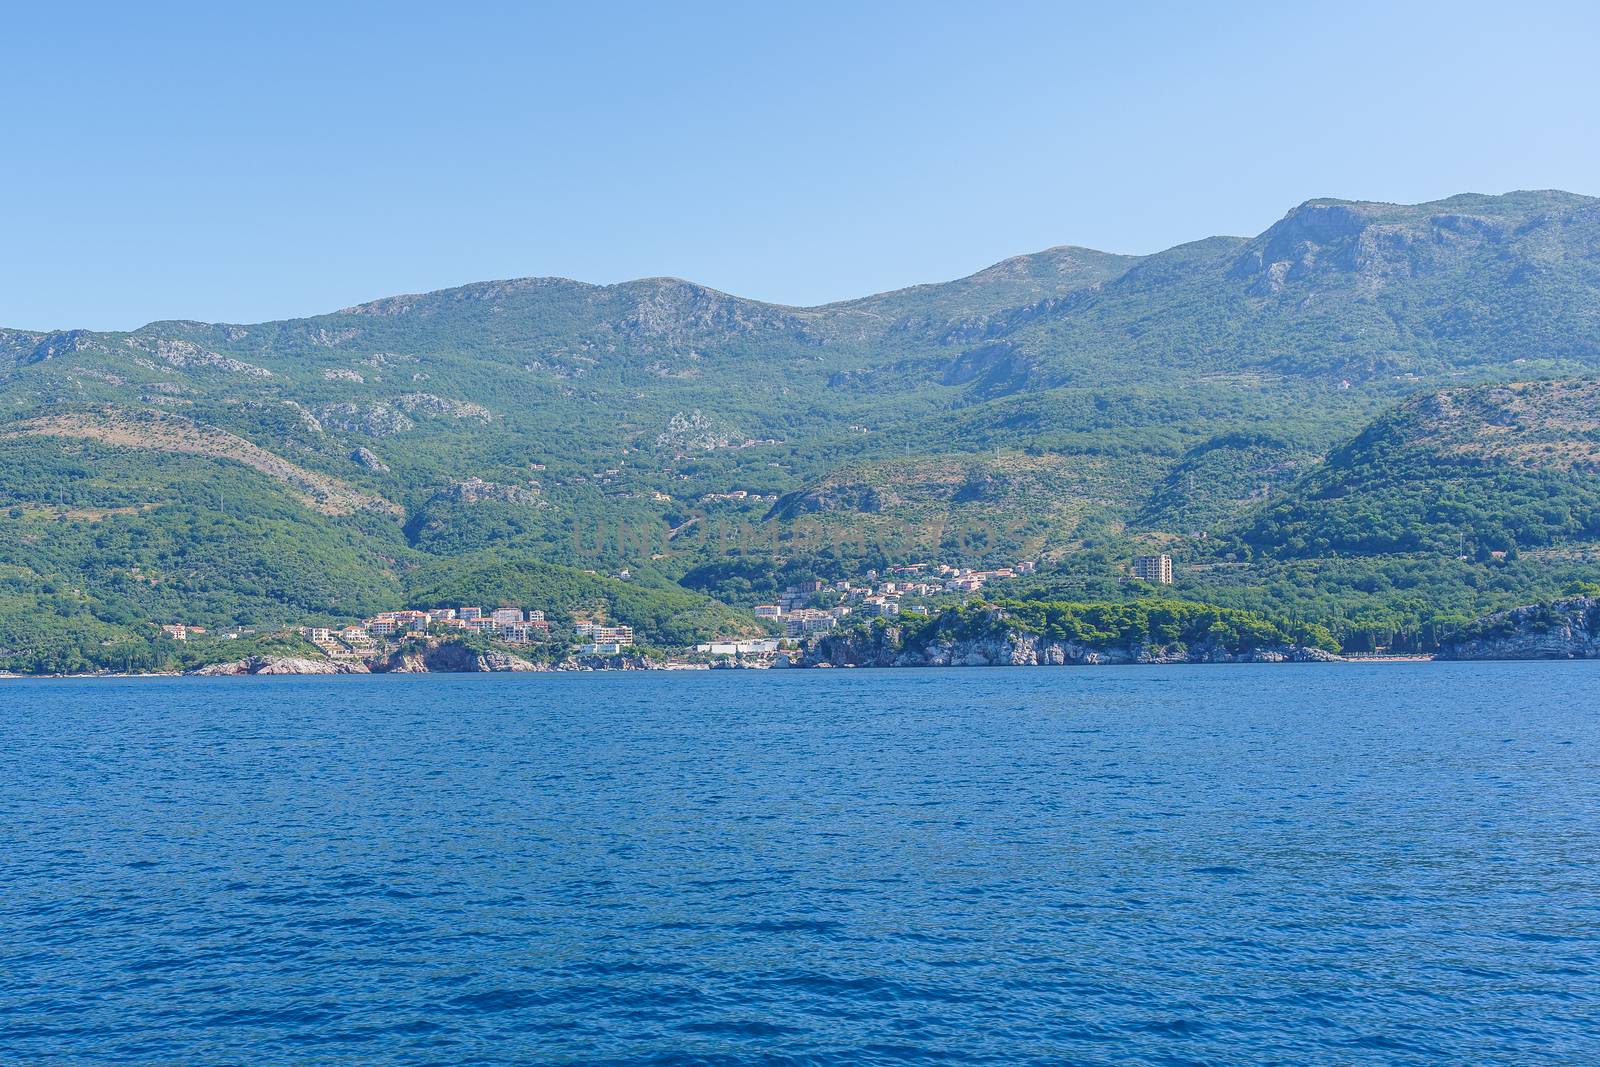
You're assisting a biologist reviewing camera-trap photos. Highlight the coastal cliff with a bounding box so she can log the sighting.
[372,639,541,673]
[192,639,542,675]
[800,610,1340,669]
[192,655,369,676]
[1436,597,1600,660]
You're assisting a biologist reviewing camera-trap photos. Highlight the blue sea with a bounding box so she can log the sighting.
[2,664,1597,1065]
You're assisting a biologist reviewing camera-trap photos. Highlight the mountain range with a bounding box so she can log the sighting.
[3,189,1599,670]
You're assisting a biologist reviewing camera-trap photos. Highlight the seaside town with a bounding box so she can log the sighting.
[156,556,1178,670]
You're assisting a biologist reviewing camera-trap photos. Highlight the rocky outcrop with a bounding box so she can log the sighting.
[432,477,540,505]
[940,341,1036,396]
[191,655,369,676]
[1436,597,1600,660]
[765,482,883,519]
[1227,198,1530,299]
[394,392,493,422]
[656,410,736,452]
[478,651,542,671]
[613,278,819,348]
[802,627,1339,669]
[318,401,416,437]
[370,638,541,673]
[317,394,492,437]
[128,337,272,378]
[15,329,104,365]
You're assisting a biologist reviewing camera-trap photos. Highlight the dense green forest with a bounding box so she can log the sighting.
[805,597,1340,666]
[1237,380,1600,559]
[931,598,1337,654]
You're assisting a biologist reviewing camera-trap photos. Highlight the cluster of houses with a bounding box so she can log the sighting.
[160,624,207,641]
[698,489,780,505]
[155,554,1186,665]
[157,597,642,660]
[293,607,636,658]
[752,560,1038,637]
[161,623,263,642]
[356,606,553,644]
[573,621,637,656]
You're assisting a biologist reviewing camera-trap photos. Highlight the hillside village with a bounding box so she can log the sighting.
[153,555,1116,671]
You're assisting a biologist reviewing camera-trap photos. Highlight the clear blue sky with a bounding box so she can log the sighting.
[6,0,1597,330]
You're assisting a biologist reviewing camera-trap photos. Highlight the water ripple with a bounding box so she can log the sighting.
[1,663,1597,1064]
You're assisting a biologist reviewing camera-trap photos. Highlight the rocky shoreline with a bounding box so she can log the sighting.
[17,599,1600,679]
[1435,597,1600,660]
[186,638,662,676]
[795,628,1341,669]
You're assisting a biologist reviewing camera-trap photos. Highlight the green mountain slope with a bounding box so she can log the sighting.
[1240,378,1600,559]
[2,190,1599,664]
[990,190,1600,389]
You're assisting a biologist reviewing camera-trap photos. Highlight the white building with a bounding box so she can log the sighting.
[784,610,838,637]
[576,622,634,645]
[694,638,780,655]
[1133,554,1174,584]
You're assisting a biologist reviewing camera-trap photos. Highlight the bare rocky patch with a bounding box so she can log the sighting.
[5,410,401,517]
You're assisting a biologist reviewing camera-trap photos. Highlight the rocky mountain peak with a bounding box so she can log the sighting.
[337,277,589,318]
[612,278,814,342]
[1226,191,1600,297]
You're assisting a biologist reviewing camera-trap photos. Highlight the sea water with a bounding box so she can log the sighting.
[2,663,1596,1064]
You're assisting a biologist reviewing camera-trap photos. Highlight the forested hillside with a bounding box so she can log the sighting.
[1240,379,1600,559]
[3,190,1599,667]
